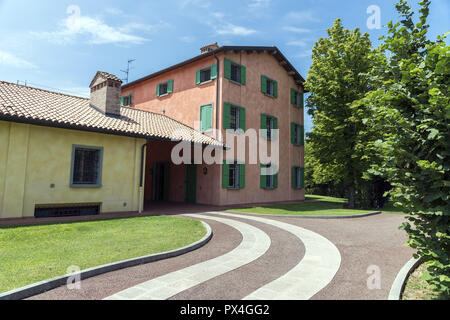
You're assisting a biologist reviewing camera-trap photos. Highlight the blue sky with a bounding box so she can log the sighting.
[0,0,448,132]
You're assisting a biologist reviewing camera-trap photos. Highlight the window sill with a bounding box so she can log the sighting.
[227,187,242,191]
[198,79,215,86]
[70,184,102,188]
[228,79,243,86]
[263,93,277,99]
[157,93,171,98]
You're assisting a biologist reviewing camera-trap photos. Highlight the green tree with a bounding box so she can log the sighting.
[357,0,449,297]
[305,19,381,208]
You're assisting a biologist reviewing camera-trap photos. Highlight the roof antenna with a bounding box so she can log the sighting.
[121,59,135,84]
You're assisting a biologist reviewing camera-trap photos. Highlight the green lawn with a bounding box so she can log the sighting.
[0,216,206,293]
[228,194,406,216]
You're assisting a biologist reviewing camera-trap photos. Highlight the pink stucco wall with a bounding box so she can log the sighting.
[127,50,305,206]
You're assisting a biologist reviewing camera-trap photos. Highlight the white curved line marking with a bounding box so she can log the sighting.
[104,214,271,300]
[212,212,341,300]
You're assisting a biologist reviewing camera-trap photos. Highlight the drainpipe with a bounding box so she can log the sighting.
[213,52,220,139]
[139,139,151,213]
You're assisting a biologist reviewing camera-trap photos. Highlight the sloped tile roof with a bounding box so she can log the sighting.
[0,81,223,147]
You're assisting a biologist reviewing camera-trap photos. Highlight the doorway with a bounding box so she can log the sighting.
[185,164,197,203]
[152,162,170,201]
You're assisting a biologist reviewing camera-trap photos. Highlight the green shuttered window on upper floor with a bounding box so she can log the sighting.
[121,94,132,106]
[291,122,304,146]
[157,80,173,97]
[261,75,278,98]
[292,167,305,189]
[200,104,213,132]
[260,114,278,140]
[222,160,245,190]
[290,88,304,108]
[223,102,246,131]
[196,64,217,85]
[224,58,246,85]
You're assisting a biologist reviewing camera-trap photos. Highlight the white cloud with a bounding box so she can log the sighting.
[248,0,270,8]
[0,50,37,69]
[283,26,311,34]
[285,11,319,23]
[31,7,149,45]
[180,0,211,9]
[294,50,312,58]
[216,24,257,36]
[287,40,309,47]
[179,36,195,43]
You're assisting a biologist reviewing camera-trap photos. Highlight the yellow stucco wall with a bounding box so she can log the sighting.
[0,120,146,219]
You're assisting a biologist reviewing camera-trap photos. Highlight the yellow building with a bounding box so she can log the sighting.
[0,72,222,221]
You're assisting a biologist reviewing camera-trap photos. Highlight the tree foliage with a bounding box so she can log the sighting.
[356,0,449,297]
[305,19,384,208]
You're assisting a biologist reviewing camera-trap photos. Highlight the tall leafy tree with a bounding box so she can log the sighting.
[357,0,449,297]
[305,19,380,208]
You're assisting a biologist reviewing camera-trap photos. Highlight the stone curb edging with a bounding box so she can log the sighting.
[388,257,422,300]
[226,211,382,219]
[0,221,213,301]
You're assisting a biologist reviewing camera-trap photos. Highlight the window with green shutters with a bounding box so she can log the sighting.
[260,163,278,190]
[260,114,278,140]
[157,80,173,97]
[223,160,245,189]
[261,75,278,98]
[292,167,305,189]
[196,64,217,85]
[121,94,132,106]
[290,88,304,108]
[291,122,304,146]
[223,102,246,132]
[200,104,213,132]
[224,58,246,85]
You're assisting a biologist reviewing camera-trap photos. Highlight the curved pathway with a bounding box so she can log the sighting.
[104,214,271,300]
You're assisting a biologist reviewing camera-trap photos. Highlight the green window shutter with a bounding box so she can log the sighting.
[222,162,230,189]
[291,122,296,144]
[196,70,201,85]
[201,105,212,132]
[261,75,267,94]
[300,92,304,108]
[129,94,132,105]
[239,107,246,131]
[156,84,160,97]
[260,164,267,189]
[167,80,174,93]
[261,114,267,138]
[224,58,231,80]
[240,65,246,85]
[272,117,278,140]
[239,163,245,189]
[300,167,305,188]
[120,96,124,106]
[273,80,278,98]
[300,126,305,146]
[211,64,218,79]
[223,102,231,129]
[291,88,296,105]
[273,169,278,189]
[292,167,297,189]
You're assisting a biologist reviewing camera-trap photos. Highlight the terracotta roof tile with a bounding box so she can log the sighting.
[0,81,223,147]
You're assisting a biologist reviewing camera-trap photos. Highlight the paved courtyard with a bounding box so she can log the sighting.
[28,212,413,300]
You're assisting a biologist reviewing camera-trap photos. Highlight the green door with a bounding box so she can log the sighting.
[185,164,197,203]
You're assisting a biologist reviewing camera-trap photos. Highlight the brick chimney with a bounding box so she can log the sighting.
[89,71,122,116]
[200,42,219,54]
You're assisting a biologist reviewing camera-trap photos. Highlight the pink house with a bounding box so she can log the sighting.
[122,44,306,207]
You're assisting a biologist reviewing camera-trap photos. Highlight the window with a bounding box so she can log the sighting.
[291,123,304,146]
[224,102,245,132]
[261,75,278,98]
[292,167,305,189]
[200,104,213,132]
[71,145,103,187]
[196,64,218,84]
[291,88,304,108]
[261,163,278,190]
[222,161,245,190]
[261,114,278,140]
[121,94,132,106]
[157,80,173,97]
[224,58,246,85]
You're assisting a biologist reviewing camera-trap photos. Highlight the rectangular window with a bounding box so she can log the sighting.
[261,163,278,190]
[157,80,173,97]
[230,105,240,131]
[266,79,274,96]
[196,64,217,85]
[292,167,304,189]
[121,94,132,106]
[200,68,211,83]
[224,58,246,85]
[229,162,240,189]
[266,117,274,140]
[230,63,241,83]
[291,88,304,107]
[71,145,103,187]
[291,123,304,146]
[159,82,168,96]
[261,75,278,98]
